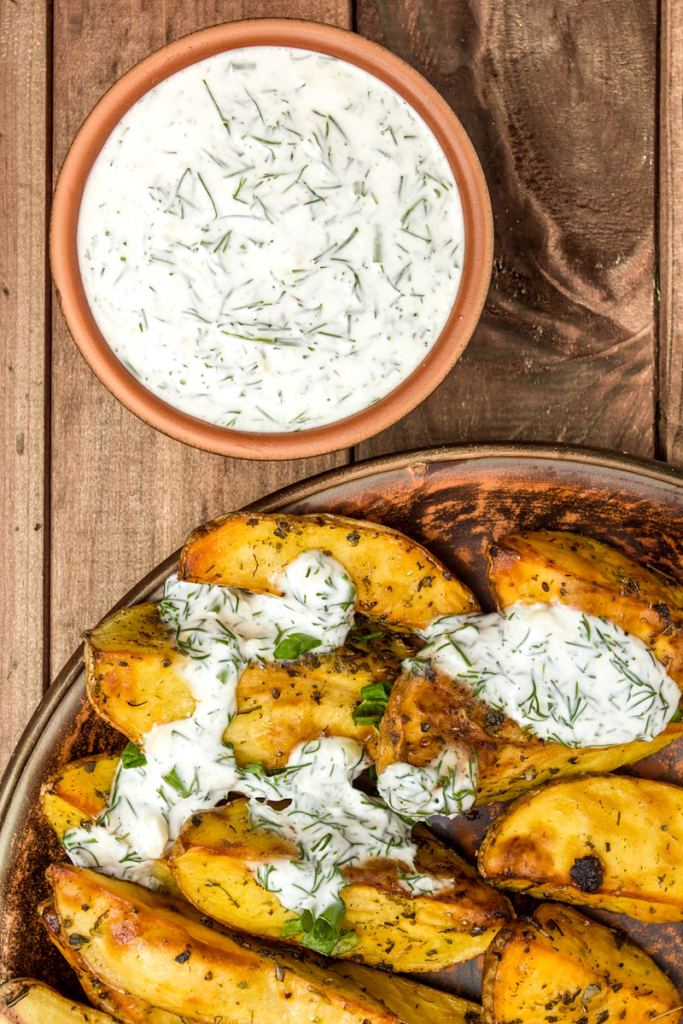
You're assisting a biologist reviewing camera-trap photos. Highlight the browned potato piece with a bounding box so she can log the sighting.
[168,797,511,972]
[41,754,118,837]
[487,530,683,686]
[0,979,117,1024]
[39,900,195,1024]
[40,754,180,897]
[45,863,467,1024]
[482,903,682,1023]
[478,773,683,922]
[179,511,478,630]
[85,602,193,745]
[331,964,483,1023]
[85,604,404,766]
[375,666,683,805]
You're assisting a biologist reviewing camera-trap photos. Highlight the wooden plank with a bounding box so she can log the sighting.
[50,0,352,674]
[355,0,657,460]
[0,1,49,772]
[659,0,683,467]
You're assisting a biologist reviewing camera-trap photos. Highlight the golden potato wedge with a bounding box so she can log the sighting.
[46,862,466,1024]
[487,530,683,686]
[482,902,682,1023]
[85,602,193,745]
[168,797,511,972]
[0,979,116,1024]
[40,754,179,896]
[478,773,683,922]
[375,665,683,805]
[85,603,405,766]
[179,511,478,630]
[41,754,119,839]
[331,963,483,1024]
[41,888,483,1024]
[39,899,193,1024]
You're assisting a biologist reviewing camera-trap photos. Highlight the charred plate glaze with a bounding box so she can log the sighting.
[1,444,683,1001]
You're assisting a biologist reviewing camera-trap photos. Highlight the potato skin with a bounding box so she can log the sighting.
[487,530,683,686]
[0,979,116,1024]
[330,963,483,1024]
[179,511,478,630]
[482,902,683,1024]
[478,773,683,921]
[375,666,683,806]
[44,863,451,1024]
[168,798,511,972]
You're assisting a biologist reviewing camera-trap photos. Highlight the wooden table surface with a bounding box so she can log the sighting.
[1,0,682,774]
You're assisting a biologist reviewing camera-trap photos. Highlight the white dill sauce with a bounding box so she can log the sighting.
[63,553,446,956]
[61,555,680,953]
[415,602,681,747]
[78,47,464,432]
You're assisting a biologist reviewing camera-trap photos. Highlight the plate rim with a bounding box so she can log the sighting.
[3,440,683,837]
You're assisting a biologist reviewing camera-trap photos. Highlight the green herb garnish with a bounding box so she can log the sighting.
[273,633,322,661]
[162,766,191,798]
[280,900,358,956]
[121,741,146,769]
[352,680,392,728]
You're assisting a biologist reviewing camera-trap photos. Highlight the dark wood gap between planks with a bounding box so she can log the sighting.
[43,0,54,694]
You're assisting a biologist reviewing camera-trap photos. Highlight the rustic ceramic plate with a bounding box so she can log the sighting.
[2,443,683,1002]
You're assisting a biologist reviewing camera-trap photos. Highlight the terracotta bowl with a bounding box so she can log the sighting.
[51,18,493,460]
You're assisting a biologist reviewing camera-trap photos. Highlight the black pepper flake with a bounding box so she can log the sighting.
[68,933,89,948]
[175,949,191,964]
[346,532,360,546]
[570,856,603,893]
[541,582,550,592]
[416,575,433,591]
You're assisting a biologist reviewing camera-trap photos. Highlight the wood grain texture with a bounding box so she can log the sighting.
[356,0,657,459]
[50,0,352,675]
[0,0,49,773]
[659,0,683,467]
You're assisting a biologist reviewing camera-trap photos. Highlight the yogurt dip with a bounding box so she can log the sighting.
[77,46,464,432]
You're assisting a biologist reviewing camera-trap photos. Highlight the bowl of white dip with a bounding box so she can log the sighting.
[51,19,493,459]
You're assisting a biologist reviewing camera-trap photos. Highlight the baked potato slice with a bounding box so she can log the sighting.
[487,530,683,686]
[375,665,683,805]
[478,773,683,921]
[41,754,118,838]
[168,797,511,971]
[39,899,194,1024]
[45,862,465,1024]
[482,902,682,1023]
[40,754,179,896]
[85,604,404,766]
[0,979,116,1024]
[331,963,483,1023]
[179,511,478,630]
[84,602,193,745]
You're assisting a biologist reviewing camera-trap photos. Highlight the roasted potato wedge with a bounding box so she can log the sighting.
[41,754,118,837]
[85,603,405,766]
[46,862,475,1024]
[84,602,193,745]
[331,963,483,1023]
[478,773,683,921]
[482,902,682,1023]
[179,511,478,630]
[0,979,116,1024]
[375,665,683,805]
[487,530,683,686]
[168,797,511,971]
[40,754,179,896]
[39,899,197,1023]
